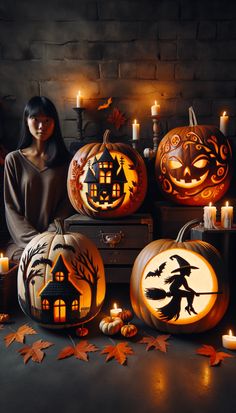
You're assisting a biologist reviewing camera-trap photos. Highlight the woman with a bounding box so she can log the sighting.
[4,96,74,260]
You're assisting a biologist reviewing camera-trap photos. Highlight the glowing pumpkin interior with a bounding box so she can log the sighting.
[79,148,139,213]
[18,231,105,328]
[141,248,218,325]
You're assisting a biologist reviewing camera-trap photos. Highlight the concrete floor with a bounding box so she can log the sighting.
[0,283,236,413]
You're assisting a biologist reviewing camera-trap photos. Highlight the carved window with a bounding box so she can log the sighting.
[42,299,50,310]
[112,183,120,197]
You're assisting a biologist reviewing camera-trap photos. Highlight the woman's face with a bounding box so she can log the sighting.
[27,113,55,142]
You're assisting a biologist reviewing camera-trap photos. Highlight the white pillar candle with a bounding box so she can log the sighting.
[0,253,9,273]
[151,101,160,117]
[76,90,83,108]
[203,202,217,229]
[110,303,122,318]
[221,201,233,229]
[222,330,236,350]
[220,111,229,136]
[132,119,140,140]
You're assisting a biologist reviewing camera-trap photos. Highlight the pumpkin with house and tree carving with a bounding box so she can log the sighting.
[17,220,105,329]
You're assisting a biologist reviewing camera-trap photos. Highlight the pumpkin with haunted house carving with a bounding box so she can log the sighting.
[67,130,147,218]
[18,220,105,329]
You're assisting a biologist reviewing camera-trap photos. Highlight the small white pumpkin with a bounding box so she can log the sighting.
[99,316,123,335]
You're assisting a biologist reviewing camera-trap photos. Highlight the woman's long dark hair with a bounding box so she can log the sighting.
[18,96,71,167]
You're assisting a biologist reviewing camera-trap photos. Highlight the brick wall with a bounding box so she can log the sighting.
[0,0,236,150]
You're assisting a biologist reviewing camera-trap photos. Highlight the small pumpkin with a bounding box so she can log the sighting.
[130,219,229,334]
[155,107,232,205]
[99,316,123,335]
[67,129,147,218]
[121,323,138,338]
[119,309,133,323]
[18,219,105,329]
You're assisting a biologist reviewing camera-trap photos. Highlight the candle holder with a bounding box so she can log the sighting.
[131,139,139,151]
[152,115,162,152]
[0,261,18,312]
[73,107,86,141]
[143,115,162,160]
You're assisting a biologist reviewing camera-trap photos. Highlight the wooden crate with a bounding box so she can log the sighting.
[64,213,153,283]
[152,201,203,238]
[191,224,236,296]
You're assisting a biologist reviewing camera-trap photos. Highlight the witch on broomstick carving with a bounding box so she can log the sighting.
[145,254,200,321]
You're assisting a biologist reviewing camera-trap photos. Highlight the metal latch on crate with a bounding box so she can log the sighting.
[99,230,124,248]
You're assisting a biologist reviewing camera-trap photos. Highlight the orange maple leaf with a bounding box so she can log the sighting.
[107,107,127,130]
[196,344,234,366]
[139,335,171,352]
[4,324,37,347]
[101,342,134,365]
[58,340,98,362]
[18,339,53,364]
[97,97,112,110]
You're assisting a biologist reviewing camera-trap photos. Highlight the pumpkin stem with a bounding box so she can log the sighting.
[175,219,200,242]
[54,218,65,235]
[103,129,111,143]
[188,106,198,126]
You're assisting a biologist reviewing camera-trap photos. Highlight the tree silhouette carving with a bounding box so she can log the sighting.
[20,243,47,314]
[71,249,100,317]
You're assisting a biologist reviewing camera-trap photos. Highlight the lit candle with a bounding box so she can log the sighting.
[110,303,122,318]
[132,119,140,140]
[222,330,236,350]
[0,253,9,273]
[151,100,160,117]
[203,202,217,229]
[220,111,229,136]
[76,90,83,108]
[221,201,233,229]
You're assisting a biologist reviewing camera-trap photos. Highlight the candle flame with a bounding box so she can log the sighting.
[113,303,117,309]
[77,90,81,96]
[155,100,157,105]
[229,329,233,336]
[223,111,227,116]
[0,253,3,258]
[209,202,212,207]
[134,119,137,124]
[226,201,229,207]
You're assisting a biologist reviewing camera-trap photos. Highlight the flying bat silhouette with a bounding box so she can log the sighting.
[97,97,112,110]
[32,258,53,268]
[145,262,166,278]
[53,244,76,253]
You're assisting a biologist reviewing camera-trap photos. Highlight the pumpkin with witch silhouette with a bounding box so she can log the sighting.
[130,220,229,334]
[67,129,147,219]
[155,107,232,205]
[17,220,105,329]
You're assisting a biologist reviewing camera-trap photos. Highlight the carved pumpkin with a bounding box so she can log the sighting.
[18,220,105,329]
[67,130,147,218]
[155,107,232,205]
[130,220,229,334]
[121,323,138,338]
[99,316,124,335]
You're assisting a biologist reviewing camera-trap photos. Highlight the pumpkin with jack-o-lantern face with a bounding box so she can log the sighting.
[155,124,232,206]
